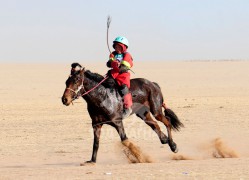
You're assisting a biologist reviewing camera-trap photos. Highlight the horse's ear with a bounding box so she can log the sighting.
[71,63,82,70]
[71,63,83,74]
[80,67,85,75]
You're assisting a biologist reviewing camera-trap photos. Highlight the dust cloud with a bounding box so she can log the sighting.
[122,140,153,163]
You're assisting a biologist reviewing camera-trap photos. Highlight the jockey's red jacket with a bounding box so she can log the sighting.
[108,44,133,88]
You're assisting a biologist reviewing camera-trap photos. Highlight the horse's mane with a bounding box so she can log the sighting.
[84,70,116,89]
[84,70,104,82]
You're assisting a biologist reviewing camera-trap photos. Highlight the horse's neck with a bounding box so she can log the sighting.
[82,76,107,102]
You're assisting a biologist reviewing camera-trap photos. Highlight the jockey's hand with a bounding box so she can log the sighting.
[106,60,112,68]
[119,64,129,73]
[111,60,120,71]
[107,53,115,68]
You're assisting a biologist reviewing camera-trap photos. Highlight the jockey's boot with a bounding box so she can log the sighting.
[123,107,132,119]
[122,92,133,119]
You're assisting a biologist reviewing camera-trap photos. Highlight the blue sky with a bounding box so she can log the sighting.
[0,0,249,62]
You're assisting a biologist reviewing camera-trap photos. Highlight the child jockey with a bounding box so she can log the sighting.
[106,36,133,118]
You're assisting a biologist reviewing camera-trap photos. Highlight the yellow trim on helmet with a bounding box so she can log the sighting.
[121,60,131,69]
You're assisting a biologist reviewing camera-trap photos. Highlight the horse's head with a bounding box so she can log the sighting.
[62,63,85,106]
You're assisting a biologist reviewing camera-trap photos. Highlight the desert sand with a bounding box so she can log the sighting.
[1,61,249,179]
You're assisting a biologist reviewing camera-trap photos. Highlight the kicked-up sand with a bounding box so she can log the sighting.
[0,60,249,179]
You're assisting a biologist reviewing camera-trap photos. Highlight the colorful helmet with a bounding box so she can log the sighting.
[113,36,129,48]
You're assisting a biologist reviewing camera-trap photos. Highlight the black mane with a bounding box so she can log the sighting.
[84,70,116,89]
[84,70,104,82]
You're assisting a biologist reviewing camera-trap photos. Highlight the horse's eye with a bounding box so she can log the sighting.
[76,76,81,82]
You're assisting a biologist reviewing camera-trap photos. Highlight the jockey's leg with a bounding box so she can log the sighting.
[119,84,132,119]
[123,92,132,118]
[115,72,132,119]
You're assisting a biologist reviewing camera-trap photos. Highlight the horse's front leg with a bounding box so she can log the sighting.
[112,120,128,142]
[82,124,102,165]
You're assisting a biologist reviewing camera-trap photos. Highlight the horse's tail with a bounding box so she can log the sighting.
[162,103,184,131]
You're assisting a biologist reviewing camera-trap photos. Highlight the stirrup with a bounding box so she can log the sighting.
[122,108,132,119]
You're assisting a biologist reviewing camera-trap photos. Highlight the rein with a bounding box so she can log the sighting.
[66,74,109,100]
[81,75,109,97]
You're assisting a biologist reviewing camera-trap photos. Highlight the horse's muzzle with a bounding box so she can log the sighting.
[62,96,71,106]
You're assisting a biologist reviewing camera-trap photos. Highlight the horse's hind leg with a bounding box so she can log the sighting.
[136,111,168,144]
[154,114,178,153]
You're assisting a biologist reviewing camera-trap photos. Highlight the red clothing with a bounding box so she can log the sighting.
[109,51,133,88]
[107,42,133,109]
[123,93,132,108]
[112,71,131,87]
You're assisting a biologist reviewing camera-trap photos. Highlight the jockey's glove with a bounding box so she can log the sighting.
[119,64,129,73]
[106,60,112,68]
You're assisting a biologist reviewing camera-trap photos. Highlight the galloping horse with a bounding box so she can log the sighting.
[62,63,183,164]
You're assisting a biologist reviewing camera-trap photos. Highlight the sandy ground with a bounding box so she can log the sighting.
[1,61,249,179]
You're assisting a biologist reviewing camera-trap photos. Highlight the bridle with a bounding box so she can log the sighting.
[66,74,84,101]
[66,73,109,101]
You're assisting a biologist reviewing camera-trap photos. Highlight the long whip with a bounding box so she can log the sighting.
[107,15,112,54]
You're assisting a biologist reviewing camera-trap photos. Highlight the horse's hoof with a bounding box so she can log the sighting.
[160,138,168,144]
[169,141,178,153]
[173,147,178,153]
[80,161,96,166]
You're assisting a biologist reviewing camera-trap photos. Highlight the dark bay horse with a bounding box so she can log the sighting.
[62,63,183,164]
